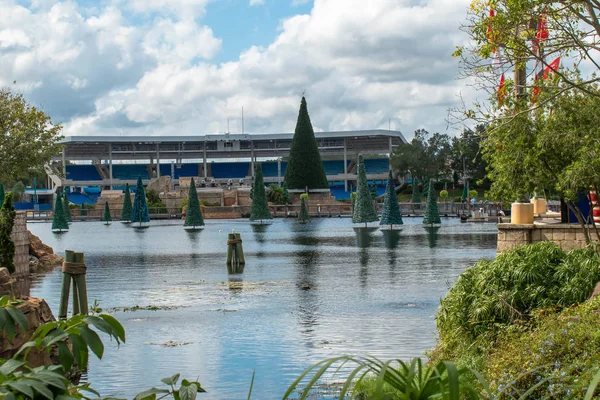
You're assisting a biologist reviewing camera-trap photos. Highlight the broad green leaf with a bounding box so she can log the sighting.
[0,309,15,340]
[28,379,54,400]
[68,333,88,368]
[0,360,25,375]
[133,388,169,400]
[83,316,114,337]
[5,307,28,332]
[79,325,104,359]
[6,381,34,397]
[33,370,68,390]
[57,341,74,371]
[179,384,197,400]
[161,373,180,386]
[99,314,126,343]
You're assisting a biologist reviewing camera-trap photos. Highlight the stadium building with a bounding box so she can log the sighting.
[40,130,405,207]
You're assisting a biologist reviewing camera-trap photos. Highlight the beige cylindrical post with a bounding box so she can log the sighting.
[511,202,534,224]
[532,198,547,215]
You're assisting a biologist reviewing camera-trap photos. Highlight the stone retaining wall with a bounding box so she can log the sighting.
[10,212,29,278]
[497,223,594,253]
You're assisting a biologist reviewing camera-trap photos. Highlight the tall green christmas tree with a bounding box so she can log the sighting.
[52,194,69,232]
[131,177,150,226]
[370,184,378,200]
[380,170,403,229]
[353,155,379,227]
[121,183,133,222]
[284,97,328,189]
[423,178,441,225]
[250,164,272,223]
[184,178,204,230]
[103,201,112,225]
[0,194,17,274]
[298,193,309,223]
[63,190,72,223]
[0,184,5,207]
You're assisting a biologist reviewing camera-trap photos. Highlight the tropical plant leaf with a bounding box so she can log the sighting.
[134,388,169,400]
[179,383,197,400]
[99,314,126,343]
[79,325,104,359]
[56,341,74,371]
[0,360,25,375]
[6,380,34,398]
[6,307,28,332]
[161,374,180,387]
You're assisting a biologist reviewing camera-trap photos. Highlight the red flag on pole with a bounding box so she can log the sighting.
[498,73,506,104]
[536,10,549,42]
[543,56,561,79]
[487,8,497,53]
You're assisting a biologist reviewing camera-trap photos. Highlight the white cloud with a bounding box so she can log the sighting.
[2,0,473,138]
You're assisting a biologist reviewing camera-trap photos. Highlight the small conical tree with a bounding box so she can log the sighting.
[131,177,150,226]
[370,184,378,200]
[423,178,441,225]
[52,194,69,232]
[184,178,205,229]
[353,155,379,227]
[298,193,309,223]
[250,164,272,223]
[63,190,72,223]
[284,97,328,189]
[103,201,112,224]
[380,171,403,229]
[121,183,133,222]
[0,184,5,207]
[0,193,17,274]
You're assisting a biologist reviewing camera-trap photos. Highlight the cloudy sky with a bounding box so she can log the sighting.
[0,0,471,139]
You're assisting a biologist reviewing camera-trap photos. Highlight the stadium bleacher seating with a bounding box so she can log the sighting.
[65,165,102,181]
[212,162,250,179]
[112,165,149,180]
[261,162,287,177]
[159,163,199,178]
[364,158,390,174]
[67,192,96,205]
[323,160,347,175]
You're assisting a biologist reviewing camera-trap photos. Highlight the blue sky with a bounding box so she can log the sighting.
[0,0,472,138]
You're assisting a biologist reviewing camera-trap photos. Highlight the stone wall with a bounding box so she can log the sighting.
[497,223,593,253]
[202,206,242,219]
[10,212,29,278]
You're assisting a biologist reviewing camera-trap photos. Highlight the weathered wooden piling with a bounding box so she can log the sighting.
[226,231,245,271]
[58,250,89,319]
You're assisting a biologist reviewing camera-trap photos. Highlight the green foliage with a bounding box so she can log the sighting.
[51,194,69,232]
[423,178,441,225]
[484,298,600,399]
[369,184,377,200]
[391,129,452,183]
[0,88,63,182]
[353,155,378,225]
[380,171,403,227]
[298,194,309,223]
[266,184,285,204]
[102,202,112,223]
[450,125,488,187]
[281,182,290,204]
[63,191,72,223]
[469,190,478,199]
[134,374,206,400]
[0,185,5,206]
[284,97,328,189]
[0,194,16,274]
[350,192,356,215]
[440,189,449,199]
[120,183,133,221]
[411,181,421,204]
[250,164,272,222]
[435,243,600,369]
[284,355,476,400]
[131,177,150,224]
[10,182,24,203]
[146,189,161,205]
[184,178,204,228]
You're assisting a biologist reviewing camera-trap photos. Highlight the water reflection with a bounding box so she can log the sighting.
[424,226,440,248]
[382,230,401,283]
[292,226,320,344]
[186,230,202,244]
[355,228,376,288]
[251,224,268,259]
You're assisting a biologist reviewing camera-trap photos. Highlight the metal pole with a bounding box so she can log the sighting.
[251,141,255,178]
[156,144,160,178]
[109,144,113,190]
[204,139,207,179]
[277,158,281,186]
[343,138,348,192]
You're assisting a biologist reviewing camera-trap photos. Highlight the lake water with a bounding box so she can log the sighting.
[28,218,497,399]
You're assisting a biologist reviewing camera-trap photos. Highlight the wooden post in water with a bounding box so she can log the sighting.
[226,231,245,272]
[58,250,88,319]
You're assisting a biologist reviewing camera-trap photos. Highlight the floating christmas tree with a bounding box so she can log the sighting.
[250,164,272,224]
[103,201,112,225]
[423,178,441,226]
[52,194,69,232]
[298,193,309,223]
[0,193,16,274]
[121,183,133,223]
[353,154,379,227]
[63,190,72,223]
[184,178,205,230]
[380,170,403,230]
[131,177,150,227]
[284,97,328,189]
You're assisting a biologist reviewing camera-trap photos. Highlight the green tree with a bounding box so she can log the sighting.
[103,202,112,224]
[0,88,63,182]
[353,155,379,226]
[450,125,488,187]
[121,183,133,222]
[0,194,16,273]
[369,184,377,200]
[298,193,309,223]
[391,130,452,184]
[184,178,204,229]
[411,180,421,204]
[284,97,328,189]
[52,194,69,232]
[0,184,4,206]
[63,190,72,223]
[250,164,272,223]
[281,182,290,204]
[380,171,403,229]
[423,178,441,225]
[10,182,24,202]
[131,177,150,226]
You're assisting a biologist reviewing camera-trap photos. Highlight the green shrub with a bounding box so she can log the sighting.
[434,242,600,370]
[439,189,449,200]
[469,189,478,199]
[453,196,463,202]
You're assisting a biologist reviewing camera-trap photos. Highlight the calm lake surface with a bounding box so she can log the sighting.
[29,218,497,399]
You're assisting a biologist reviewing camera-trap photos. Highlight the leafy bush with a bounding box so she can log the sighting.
[453,196,463,202]
[469,189,478,199]
[439,190,449,200]
[434,242,600,369]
